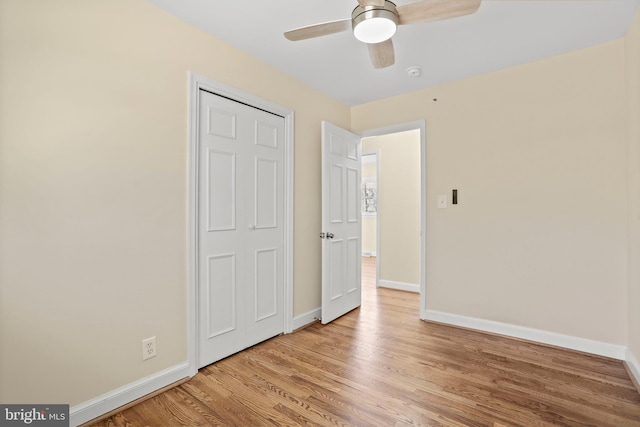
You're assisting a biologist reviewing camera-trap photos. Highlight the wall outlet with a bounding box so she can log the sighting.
[142,336,157,361]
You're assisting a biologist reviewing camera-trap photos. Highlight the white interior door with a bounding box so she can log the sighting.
[321,121,362,324]
[198,90,284,367]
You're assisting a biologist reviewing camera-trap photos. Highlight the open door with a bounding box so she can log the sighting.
[321,121,362,324]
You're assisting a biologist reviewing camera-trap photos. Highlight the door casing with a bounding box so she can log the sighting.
[187,72,295,376]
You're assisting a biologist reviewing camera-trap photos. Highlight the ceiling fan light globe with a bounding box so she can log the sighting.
[354,17,397,44]
[352,2,399,44]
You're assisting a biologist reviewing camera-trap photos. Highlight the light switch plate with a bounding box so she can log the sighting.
[438,195,447,209]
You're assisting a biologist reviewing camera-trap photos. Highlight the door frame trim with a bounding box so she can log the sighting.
[358,120,427,319]
[187,72,294,375]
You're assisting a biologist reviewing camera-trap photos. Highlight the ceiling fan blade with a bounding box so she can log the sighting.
[397,0,481,26]
[368,39,395,69]
[284,19,351,41]
[358,0,386,7]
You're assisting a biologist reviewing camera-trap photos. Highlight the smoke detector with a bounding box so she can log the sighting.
[407,66,422,77]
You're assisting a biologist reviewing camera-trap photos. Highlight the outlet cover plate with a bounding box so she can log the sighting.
[437,195,447,209]
[142,336,157,361]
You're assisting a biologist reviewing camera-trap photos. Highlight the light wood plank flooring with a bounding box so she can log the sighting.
[88,257,640,426]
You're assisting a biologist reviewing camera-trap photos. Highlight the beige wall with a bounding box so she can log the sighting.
[362,160,377,178]
[627,10,640,359]
[353,41,629,345]
[0,0,349,405]
[363,131,421,285]
[362,217,377,255]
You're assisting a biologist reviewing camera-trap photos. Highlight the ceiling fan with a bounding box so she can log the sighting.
[284,0,481,69]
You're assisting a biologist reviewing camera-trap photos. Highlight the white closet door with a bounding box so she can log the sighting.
[198,90,284,367]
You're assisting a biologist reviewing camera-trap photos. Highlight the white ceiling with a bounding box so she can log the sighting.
[145,0,640,106]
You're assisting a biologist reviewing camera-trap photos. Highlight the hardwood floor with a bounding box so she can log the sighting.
[88,257,640,426]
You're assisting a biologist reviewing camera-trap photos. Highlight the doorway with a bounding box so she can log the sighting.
[359,121,427,319]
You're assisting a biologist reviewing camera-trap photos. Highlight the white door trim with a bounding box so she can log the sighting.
[187,72,294,376]
[357,120,427,319]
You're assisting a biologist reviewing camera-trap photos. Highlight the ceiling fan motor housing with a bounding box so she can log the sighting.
[352,1,399,44]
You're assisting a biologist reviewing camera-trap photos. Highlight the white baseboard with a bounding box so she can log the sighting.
[362,251,377,257]
[626,348,640,386]
[378,279,419,293]
[293,308,321,330]
[424,310,627,360]
[71,309,321,426]
[70,362,190,427]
